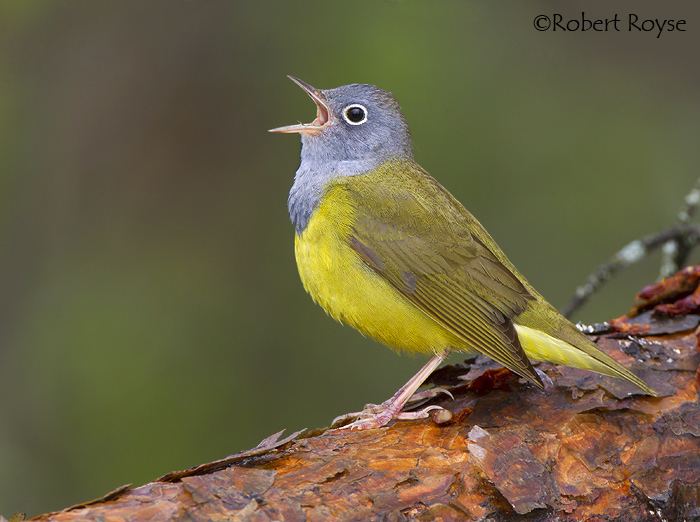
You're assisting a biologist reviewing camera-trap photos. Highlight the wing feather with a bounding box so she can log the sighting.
[344,163,543,387]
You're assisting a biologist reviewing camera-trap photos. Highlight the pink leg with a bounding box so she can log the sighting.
[333,352,447,431]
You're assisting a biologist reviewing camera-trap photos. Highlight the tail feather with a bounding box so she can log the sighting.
[515,324,657,396]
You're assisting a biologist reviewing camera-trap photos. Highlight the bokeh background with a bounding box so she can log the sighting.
[1,0,698,515]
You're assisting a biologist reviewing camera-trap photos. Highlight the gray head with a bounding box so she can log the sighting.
[270,76,413,163]
[270,76,413,233]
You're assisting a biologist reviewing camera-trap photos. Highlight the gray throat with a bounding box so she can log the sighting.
[288,158,381,234]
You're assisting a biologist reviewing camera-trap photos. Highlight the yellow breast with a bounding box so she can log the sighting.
[294,182,458,354]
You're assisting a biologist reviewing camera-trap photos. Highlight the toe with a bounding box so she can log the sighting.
[335,411,393,431]
[396,405,445,420]
[406,387,455,405]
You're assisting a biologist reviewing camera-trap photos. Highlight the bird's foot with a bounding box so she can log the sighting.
[330,353,450,431]
[331,408,394,431]
[330,401,389,429]
[331,399,448,431]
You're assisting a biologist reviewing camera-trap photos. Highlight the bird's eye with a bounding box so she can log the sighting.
[342,104,368,125]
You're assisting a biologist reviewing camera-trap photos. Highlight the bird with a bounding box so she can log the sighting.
[270,76,656,430]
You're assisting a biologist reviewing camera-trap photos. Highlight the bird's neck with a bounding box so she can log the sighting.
[288,157,381,234]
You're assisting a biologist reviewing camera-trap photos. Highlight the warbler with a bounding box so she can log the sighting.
[270,76,656,430]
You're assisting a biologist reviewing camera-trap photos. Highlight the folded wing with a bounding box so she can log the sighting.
[344,163,543,387]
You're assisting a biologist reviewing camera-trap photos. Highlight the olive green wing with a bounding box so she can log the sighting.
[344,165,543,387]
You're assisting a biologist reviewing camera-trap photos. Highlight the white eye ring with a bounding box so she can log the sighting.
[342,104,368,125]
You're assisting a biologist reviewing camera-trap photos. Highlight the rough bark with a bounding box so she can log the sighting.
[19,269,700,521]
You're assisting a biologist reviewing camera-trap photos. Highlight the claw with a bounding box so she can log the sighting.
[335,410,394,431]
[331,402,384,427]
[396,405,445,420]
[406,387,454,406]
[331,411,363,427]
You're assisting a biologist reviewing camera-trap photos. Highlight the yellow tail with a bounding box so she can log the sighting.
[514,324,657,396]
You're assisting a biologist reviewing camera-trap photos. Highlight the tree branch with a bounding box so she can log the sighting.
[564,224,700,319]
[565,178,700,319]
[19,268,700,522]
[660,177,700,278]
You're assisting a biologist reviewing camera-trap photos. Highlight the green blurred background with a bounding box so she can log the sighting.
[0,0,698,515]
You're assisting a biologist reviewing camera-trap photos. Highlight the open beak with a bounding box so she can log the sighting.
[268,75,331,135]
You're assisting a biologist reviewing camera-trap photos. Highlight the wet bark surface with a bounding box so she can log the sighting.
[23,269,700,521]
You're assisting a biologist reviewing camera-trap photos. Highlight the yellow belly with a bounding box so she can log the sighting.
[295,185,459,354]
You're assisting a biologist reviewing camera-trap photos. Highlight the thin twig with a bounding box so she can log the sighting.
[563,224,700,318]
[659,177,700,278]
